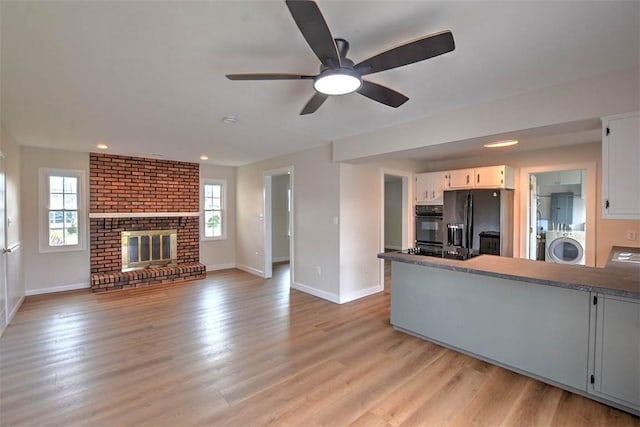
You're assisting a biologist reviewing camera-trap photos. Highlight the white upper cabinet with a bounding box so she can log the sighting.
[415,171,448,205]
[602,112,640,219]
[446,165,514,190]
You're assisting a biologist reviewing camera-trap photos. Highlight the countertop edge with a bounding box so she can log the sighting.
[378,252,640,300]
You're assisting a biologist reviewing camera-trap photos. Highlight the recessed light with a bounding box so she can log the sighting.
[221,115,238,124]
[483,139,519,148]
[96,143,109,150]
[200,155,209,161]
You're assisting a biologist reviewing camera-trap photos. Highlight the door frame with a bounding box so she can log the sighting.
[263,166,294,282]
[379,169,412,288]
[519,162,596,266]
[0,150,7,334]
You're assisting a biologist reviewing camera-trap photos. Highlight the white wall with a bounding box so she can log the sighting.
[339,159,422,303]
[236,144,342,301]
[271,174,290,262]
[200,163,237,271]
[384,178,403,250]
[20,146,90,294]
[333,67,640,162]
[1,127,24,322]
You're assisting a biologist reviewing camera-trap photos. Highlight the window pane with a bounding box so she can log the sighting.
[49,229,64,246]
[50,176,64,193]
[204,185,213,197]
[204,211,215,237]
[64,227,78,245]
[212,211,222,237]
[211,198,221,210]
[211,185,221,198]
[49,211,63,228]
[64,194,77,210]
[204,197,214,210]
[162,235,171,259]
[64,211,78,227]
[50,193,64,209]
[63,177,77,194]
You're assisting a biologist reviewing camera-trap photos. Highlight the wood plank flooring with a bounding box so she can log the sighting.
[1,264,638,426]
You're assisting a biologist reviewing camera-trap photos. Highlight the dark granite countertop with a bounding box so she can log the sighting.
[378,250,640,300]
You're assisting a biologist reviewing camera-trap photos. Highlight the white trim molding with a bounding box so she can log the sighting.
[89,212,200,218]
[339,284,383,304]
[25,282,90,296]
[291,281,340,304]
[235,263,264,277]
[205,263,236,272]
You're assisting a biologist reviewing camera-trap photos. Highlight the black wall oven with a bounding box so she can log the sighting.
[415,205,444,255]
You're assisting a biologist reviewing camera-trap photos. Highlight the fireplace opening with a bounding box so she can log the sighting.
[121,229,177,271]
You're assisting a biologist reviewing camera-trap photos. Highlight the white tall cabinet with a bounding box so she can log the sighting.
[602,112,640,219]
[415,171,447,205]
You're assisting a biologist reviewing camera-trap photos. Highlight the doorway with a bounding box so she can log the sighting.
[379,169,411,293]
[520,164,596,266]
[263,166,294,283]
[0,152,6,333]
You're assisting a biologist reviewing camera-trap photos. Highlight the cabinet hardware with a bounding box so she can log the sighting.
[466,174,470,184]
[590,374,595,384]
[593,295,598,305]
[605,200,610,209]
[606,127,610,136]
[477,174,480,184]
[2,247,11,254]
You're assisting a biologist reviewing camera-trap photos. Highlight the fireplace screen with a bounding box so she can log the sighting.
[121,229,177,271]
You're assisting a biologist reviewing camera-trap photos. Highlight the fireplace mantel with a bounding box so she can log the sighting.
[89,212,200,219]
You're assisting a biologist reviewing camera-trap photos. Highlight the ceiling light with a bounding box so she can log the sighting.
[96,143,109,150]
[313,68,362,95]
[200,155,209,161]
[483,139,519,148]
[221,115,238,124]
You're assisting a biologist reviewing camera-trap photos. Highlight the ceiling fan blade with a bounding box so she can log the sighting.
[357,81,409,108]
[226,73,314,80]
[354,30,455,76]
[300,92,329,115]
[285,0,340,69]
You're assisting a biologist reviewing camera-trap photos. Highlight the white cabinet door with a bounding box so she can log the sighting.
[448,169,473,189]
[602,112,640,219]
[430,171,447,204]
[474,166,515,189]
[416,172,448,204]
[415,173,430,204]
[590,294,640,412]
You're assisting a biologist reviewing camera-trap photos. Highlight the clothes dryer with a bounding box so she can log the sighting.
[546,231,585,265]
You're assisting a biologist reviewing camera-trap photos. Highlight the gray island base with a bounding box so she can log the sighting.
[379,252,640,416]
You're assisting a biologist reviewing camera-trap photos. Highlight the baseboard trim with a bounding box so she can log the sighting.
[7,295,25,324]
[272,256,290,263]
[235,264,264,277]
[339,285,384,304]
[25,282,90,296]
[205,263,236,272]
[291,281,340,304]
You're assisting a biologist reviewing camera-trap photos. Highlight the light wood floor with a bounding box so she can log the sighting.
[1,264,638,426]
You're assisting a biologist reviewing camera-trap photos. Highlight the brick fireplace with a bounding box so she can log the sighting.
[89,153,205,292]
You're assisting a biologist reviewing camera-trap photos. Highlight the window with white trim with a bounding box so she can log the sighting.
[39,168,87,253]
[202,180,226,240]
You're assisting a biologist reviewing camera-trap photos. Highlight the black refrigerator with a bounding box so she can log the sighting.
[443,189,514,259]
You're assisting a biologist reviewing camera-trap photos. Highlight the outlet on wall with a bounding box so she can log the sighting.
[626,230,638,241]
[316,266,322,276]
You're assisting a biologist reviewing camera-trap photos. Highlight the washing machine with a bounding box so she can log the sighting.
[546,231,585,265]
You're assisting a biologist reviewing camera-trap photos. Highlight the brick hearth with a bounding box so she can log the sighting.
[89,153,205,292]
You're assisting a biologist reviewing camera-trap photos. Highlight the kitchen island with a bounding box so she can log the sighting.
[378,250,640,415]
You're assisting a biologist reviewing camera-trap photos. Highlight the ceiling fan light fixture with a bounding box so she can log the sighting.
[483,139,519,148]
[313,68,362,95]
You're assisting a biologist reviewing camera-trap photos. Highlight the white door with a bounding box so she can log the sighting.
[0,153,7,332]
[528,174,538,260]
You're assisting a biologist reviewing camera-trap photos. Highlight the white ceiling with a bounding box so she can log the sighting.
[2,1,639,166]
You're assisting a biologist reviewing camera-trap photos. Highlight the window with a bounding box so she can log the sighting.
[202,180,226,240]
[39,169,86,253]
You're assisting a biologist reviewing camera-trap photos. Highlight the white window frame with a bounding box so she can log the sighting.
[38,168,87,253]
[201,179,227,241]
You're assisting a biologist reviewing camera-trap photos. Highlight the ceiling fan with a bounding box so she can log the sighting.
[226,0,455,115]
